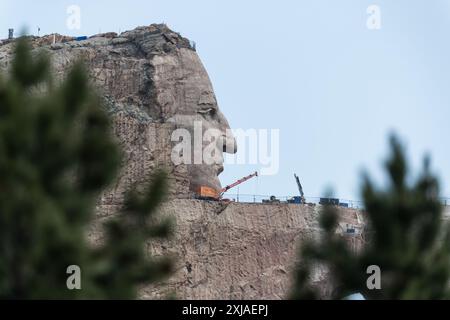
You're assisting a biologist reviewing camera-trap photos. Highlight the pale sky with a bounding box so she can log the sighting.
[1,0,449,202]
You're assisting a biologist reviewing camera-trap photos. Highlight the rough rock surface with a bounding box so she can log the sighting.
[0,25,367,299]
[92,200,365,299]
[0,24,236,199]
[1,25,449,299]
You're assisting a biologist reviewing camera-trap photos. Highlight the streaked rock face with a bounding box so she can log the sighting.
[0,25,368,300]
[91,200,365,299]
[0,24,236,198]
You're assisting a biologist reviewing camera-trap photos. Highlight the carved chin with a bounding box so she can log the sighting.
[188,164,222,192]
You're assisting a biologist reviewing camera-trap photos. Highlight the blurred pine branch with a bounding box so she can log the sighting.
[292,135,450,300]
[0,38,173,299]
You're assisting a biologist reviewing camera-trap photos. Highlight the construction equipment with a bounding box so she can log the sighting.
[196,171,258,201]
[263,195,281,204]
[319,197,339,206]
[294,173,306,204]
[287,196,302,204]
[195,186,220,200]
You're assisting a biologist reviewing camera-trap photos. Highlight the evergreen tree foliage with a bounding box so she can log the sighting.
[0,38,172,299]
[292,136,450,299]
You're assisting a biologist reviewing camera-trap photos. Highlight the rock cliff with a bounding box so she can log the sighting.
[0,24,236,200]
[92,200,364,299]
[0,25,365,299]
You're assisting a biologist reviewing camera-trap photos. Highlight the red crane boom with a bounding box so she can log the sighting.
[220,171,258,197]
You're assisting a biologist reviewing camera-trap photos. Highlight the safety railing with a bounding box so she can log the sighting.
[221,194,450,209]
[221,194,365,209]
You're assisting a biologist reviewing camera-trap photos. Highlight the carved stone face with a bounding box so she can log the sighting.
[24,25,236,196]
[151,48,237,193]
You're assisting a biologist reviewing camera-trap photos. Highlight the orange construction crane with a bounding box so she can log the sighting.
[220,171,258,197]
[195,171,258,200]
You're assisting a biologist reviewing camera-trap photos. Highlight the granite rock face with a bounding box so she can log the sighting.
[92,200,365,299]
[0,24,236,199]
[0,25,366,299]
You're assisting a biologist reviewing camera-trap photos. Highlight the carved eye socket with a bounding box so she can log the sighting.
[198,108,217,116]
